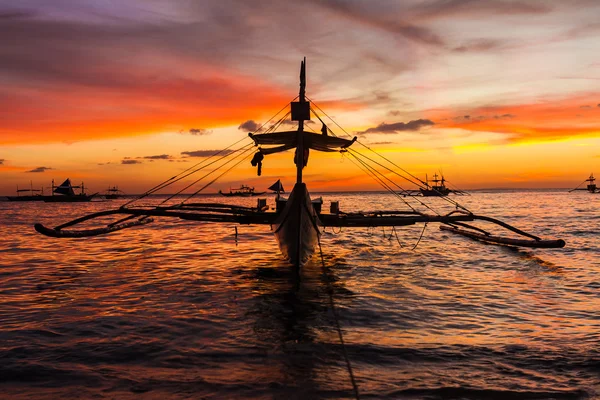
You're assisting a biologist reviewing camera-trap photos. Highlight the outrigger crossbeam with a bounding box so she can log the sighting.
[34,203,565,248]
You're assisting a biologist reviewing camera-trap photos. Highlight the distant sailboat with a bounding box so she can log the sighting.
[44,179,97,202]
[268,179,285,194]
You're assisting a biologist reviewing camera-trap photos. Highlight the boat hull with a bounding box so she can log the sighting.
[219,191,266,197]
[272,183,321,267]
[420,188,450,197]
[6,195,45,201]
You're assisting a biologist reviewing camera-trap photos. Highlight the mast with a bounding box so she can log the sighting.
[296,57,307,184]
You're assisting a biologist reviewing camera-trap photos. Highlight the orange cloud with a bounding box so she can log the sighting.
[0,71,295,145]
[429,94,600,143]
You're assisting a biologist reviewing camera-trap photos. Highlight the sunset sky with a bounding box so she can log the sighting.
[1,0,599,195]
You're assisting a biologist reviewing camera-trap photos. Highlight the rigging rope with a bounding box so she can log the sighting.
[308,96,472,213]
[157,143,255,205]
[345,152,418,212]
[122,136,252,208]
[347,150,441,215]
[411,222,428,251]
[317,236,360,400]
[178,150,256,205]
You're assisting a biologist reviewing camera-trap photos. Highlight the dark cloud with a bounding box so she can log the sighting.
[308,0,445,46]
[373,90,391,102]
[453,39,504,53]
[388,110,401,117]
[181,149,235,157]
[188,128,212,136]
[26,166,52,173]
[142,154,172,160]
[121,159,142,165]
[412,0,551,20]
[454,113,515,122]
[97,162,112,166]
[0,159,4,165]
[0,10,36,20]
[368,141,393,145]
[238,120,260,132]
[598,104,600,107]
[360,119,435,134]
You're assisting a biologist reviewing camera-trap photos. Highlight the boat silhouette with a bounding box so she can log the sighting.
[35,59,565,270]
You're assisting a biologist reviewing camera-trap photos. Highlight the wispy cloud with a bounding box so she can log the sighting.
[26,166,52,173]
[453,39,505,53]
[430,94,600,143]
[359,119,435,134]
[181,149,235,157]
[187,128,212,136]
[142,154,172,160]
[0,159,4,165]
[121,159,141,165]
[411,0,551,20]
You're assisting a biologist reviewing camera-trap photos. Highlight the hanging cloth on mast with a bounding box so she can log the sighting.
[294,147,310,168]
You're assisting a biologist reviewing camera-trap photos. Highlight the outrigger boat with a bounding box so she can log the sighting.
[420,173,451,197]
[219,185,266,197]
[6,181,45,201]
[34,59,565,269]
[103,185,125,199]
[569,174,598,193]
[44,179,97,202]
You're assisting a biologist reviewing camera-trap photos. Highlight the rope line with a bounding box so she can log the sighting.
[317,236,360,400]
[411,222,428,250]
[122,136,251,208]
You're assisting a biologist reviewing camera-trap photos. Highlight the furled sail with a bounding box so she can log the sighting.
[268,179,285,193]
[54,179,75,196]
[248,131,356,155]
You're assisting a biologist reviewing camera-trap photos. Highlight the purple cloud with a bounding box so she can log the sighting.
[181,149,234,157]
[238,120,260,132]
[26,166,52,173]
[359,119,435,134]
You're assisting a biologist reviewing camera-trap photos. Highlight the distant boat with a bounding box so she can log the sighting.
[420,173,451,197]
[569,173,597,193]
[103,186,125,199]
[6,182,45,201]
[268,179,285,194]
[219,185,266,197]
[43,179,97,202]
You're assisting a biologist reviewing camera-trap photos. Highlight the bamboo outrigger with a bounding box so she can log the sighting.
[34,59,566,267]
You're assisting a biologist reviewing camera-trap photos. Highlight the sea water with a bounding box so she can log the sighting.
[0,190,598,399]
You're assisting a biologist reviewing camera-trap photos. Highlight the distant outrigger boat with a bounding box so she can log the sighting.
[420,173,451,197]
[44,179,97,202]
[103,186,125,199]
[219,185,265,197]
[6,182,45,201]
[569,174,598,193]
[35,59,565,271]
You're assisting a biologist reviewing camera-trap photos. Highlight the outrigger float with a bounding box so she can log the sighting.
[35,59,565,267]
